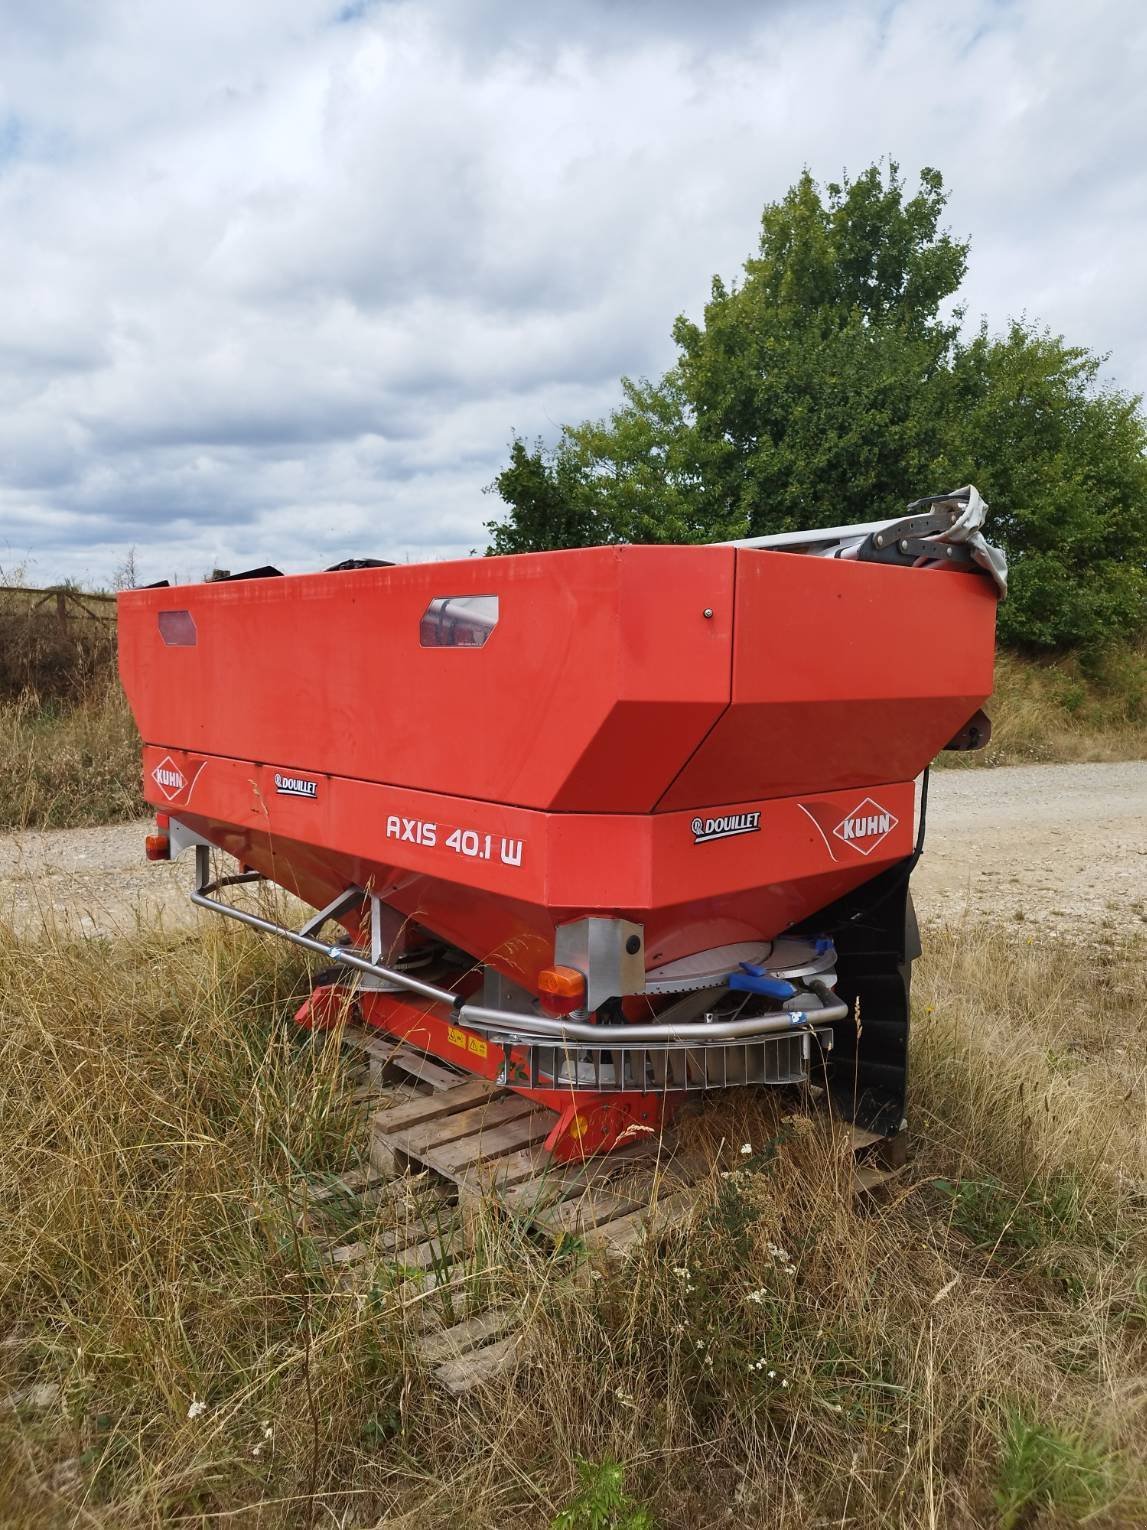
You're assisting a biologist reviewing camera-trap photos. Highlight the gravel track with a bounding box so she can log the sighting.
[1,762,1144,938]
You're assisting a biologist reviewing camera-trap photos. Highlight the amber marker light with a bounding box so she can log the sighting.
[537,964,586,1016]
[145,812,171,861]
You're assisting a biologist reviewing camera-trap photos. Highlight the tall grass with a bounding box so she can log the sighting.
[1,913,1143,1527]
[0,584,144,831]
[937,645,1147,767]
[0,680,143,830]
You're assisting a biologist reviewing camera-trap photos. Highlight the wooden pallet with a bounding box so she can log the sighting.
[313,1025,905,1394]
[846,1120,908,1195]
[341,1023,466,1094]
[370,1077,699,1255]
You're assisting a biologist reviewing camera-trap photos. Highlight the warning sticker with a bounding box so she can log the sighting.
[447,1025,488,1060]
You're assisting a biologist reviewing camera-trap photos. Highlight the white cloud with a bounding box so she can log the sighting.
[0,0,1143,586]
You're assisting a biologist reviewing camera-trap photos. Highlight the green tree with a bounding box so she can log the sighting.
[485,437,599,555]
[943,322,1147,650]
[486,162,1147,652]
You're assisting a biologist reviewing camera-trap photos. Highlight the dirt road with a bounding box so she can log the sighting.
[1,762,1143,938]
[911,760,1144,930]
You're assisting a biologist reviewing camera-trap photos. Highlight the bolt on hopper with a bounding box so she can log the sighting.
[119,488,1003,1160]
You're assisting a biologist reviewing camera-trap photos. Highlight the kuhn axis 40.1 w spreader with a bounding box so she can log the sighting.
[119,489,1003,1162]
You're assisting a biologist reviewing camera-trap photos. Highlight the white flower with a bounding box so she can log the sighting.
[781,1379,790,1389]
[740,1143,753,1156]
[767,1370,776,1379]
[187,1397,207,1421]
[703,1354,713,1367]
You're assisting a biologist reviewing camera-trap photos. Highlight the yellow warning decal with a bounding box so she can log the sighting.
[447,1025,488,1060]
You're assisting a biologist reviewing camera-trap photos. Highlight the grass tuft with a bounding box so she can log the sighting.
[994,1409,1123,1528]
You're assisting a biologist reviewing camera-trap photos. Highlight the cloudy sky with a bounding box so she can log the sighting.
[1,0,1144,587]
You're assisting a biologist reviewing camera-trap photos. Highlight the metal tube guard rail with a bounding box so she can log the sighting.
[191,846,850,1046]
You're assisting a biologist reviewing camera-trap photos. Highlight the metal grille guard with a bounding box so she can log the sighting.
[190,846,849,1047]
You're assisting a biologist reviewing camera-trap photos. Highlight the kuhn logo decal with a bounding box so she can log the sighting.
[691,811,761,845]
[152,761,186,807]
[274,772,318,799]
[150,755,202,803]
[832,798,899,857]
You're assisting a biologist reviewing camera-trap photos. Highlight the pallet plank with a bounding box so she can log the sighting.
[372,1078,502,1136]
[434,1334,526,1395]
[584,1186,700,1257]
[533,1183,652,1238]
[852,1162,905,1195]
[847,1123,887,1153]
[513,1140,699,1211]
[418,1110,555,1180]
[344,1027,467,1093]
[302,1166,389,1205]
[388,1094,538,1161]
[455,1141,554,1201]
[416,1307,517,1365]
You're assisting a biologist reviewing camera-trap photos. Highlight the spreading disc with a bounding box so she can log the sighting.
[644,938,836,994]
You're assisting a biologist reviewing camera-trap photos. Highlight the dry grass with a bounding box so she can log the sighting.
[0,582,143,832]
[938,647,1147,768]
[1,909,1144,1528]
[0,591,117,704]
[0,682,143,831]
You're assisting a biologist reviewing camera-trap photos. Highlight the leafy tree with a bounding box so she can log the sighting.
[943,323,1147,650]
[485,438,600,555]
[486,162,1147,652]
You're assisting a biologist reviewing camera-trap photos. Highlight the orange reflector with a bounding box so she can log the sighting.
[145,834,170,862]
[538,964,586,1016]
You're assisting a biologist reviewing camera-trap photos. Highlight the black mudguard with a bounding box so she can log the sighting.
[792,858,921,1138]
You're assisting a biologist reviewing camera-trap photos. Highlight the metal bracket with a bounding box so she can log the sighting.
[857,507,976,569]
[554,916,645,1011]
[168,815,214,859]
[299,887,365,940]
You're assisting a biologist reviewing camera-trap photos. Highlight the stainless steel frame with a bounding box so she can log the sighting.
[190,846,850,1048]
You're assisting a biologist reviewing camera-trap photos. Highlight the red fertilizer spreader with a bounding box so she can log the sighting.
[118,489,1002,1160]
